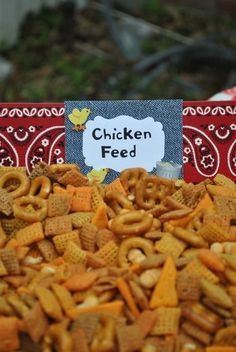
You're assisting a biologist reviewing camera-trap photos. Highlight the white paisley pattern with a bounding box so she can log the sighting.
[0,107,65,117]
[0,133,19,166]
[25,126,65,173]
[183,105,236,116]
[183,126,220,178]
[183,103,236,181]
[0,105,65,171]
[228,139,236,177]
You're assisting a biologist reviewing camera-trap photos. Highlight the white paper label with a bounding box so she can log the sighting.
[82,115,165,172]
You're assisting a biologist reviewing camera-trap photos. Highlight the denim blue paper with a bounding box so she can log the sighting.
[65,100,183,183]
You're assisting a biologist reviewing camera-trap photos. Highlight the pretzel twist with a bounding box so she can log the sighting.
[0,171,30,199]
[135,175,175,210]
[105,190,133,215]
[118,237,154,267]
[13,195,47,222]
[110,210,153,237]
[119,168,147,195]
[28,176,51,199]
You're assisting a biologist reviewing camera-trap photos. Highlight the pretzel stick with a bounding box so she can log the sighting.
[116,277,140,318]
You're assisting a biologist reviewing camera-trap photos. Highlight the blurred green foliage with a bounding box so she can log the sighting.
[143,0,165,15]
[0,2,235,102]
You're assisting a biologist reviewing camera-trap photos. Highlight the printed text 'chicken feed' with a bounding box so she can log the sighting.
[82,115,165,172]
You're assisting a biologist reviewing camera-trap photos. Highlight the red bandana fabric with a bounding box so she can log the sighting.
[183,101,236,182]
[0,103,65,173]
[1,101,235,182]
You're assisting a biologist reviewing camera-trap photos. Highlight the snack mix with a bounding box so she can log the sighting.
[0,163,235,352]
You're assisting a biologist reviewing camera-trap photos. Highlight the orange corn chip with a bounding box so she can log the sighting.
[92,203,108,230]
[150,256,178,309]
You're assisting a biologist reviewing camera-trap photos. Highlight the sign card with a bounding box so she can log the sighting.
[65,100,183,182]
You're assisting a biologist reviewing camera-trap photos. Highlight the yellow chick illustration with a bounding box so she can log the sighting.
[68,108,91,131]
[87,168,109,184]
